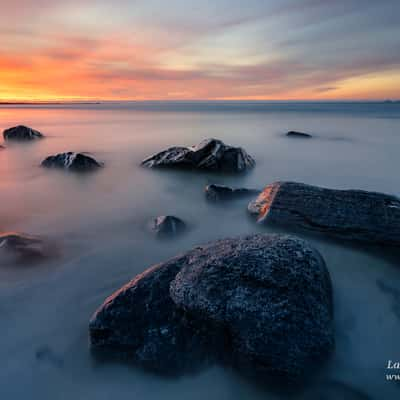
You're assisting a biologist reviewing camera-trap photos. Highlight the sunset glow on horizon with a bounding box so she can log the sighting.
[1,0,399,102]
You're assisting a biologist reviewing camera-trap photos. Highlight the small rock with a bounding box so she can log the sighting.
[3,125,44,141]
[248,181,400,245]
[205,184,258,202]
[286,131,312,138]
[41,152,103,172]
[141,138,255,173]
[151,216,186,237]
[0,232,54,264]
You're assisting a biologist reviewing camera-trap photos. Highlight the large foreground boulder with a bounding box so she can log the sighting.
[89,234,334,383]
[141,138,255,173]
[248,181,400,246]
[3,125,44,141]
[41,152,103,172]
[205,184,258,202]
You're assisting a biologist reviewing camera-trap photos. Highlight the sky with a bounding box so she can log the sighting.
[0,0,399,101]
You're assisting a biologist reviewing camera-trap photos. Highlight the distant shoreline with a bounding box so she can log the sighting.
[0,100,399,106]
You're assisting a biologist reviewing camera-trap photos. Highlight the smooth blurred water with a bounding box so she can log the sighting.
[0,102,399,399]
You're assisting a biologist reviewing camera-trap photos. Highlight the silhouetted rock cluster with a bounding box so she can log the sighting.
[141,138,255,172]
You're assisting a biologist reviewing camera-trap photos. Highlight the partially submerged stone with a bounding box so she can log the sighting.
[248,181,400,246]
[151,216,186,237]
[205,184,258,202]
[0,232,54,264]
[3,125,44,141]
[89,234,334,383]
[286,131,312,138]
[141,138,255,173]
[41,152,103,172]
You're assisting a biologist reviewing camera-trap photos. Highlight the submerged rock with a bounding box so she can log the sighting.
[248,181,400,246]
[151,216,186,237]
[3,125,44,141]
[141,138,255,173]
[286,131,312,138]
[205,184,258,202]
[0,232,53,264]
[41,152,103,172]
[89,234,334,383]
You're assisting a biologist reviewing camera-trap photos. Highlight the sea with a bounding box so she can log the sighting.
[0,101,399,399]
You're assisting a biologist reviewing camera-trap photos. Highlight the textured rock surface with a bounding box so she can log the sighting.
[3,125,44,141]
[89,257,214,374]
[151,215,186,237]
[170,234,334,381]
[248,181,400,245]
[0,232,53,263]
[286,131,312,138]
[90,234,334,382]
[41,152,103,172]
[141,138,255,172]
[205,184,258,202]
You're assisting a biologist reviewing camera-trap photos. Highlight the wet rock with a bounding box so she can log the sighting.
[205,184,258,202]
[89,234,334,383]
[0,232,54,264]
[151,216,186,237]
[141,138,255,173]
[286,131,312,138]
[248,181,400,246]
[3,125,44,141]
[41,152,103,172]
[89,253,214,374]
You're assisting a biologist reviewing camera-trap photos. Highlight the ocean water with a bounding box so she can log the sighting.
[0,102,399,399]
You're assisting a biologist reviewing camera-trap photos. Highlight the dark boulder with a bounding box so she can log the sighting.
[89,234,334,383]
[151,216,186,237]
[3,125,44,141]
[0,232,55,264]
[41,152,103,172]
[89,255,214,374]
[141,138,255,173]
[286,131,312,138]
[205,184,258,202]
[248,181,400,246]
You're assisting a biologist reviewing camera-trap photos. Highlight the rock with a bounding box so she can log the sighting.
[141,138,255,173]
[89,254,214,374]
[3,125,44,141]
[248,181,400,246]
[151,216,186,237]
[41,152,103,172]
[170,234,334,382]
[0,232,53,264]
[286,131,312,138]
[205,184,258,202]
[89,234,334,383]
